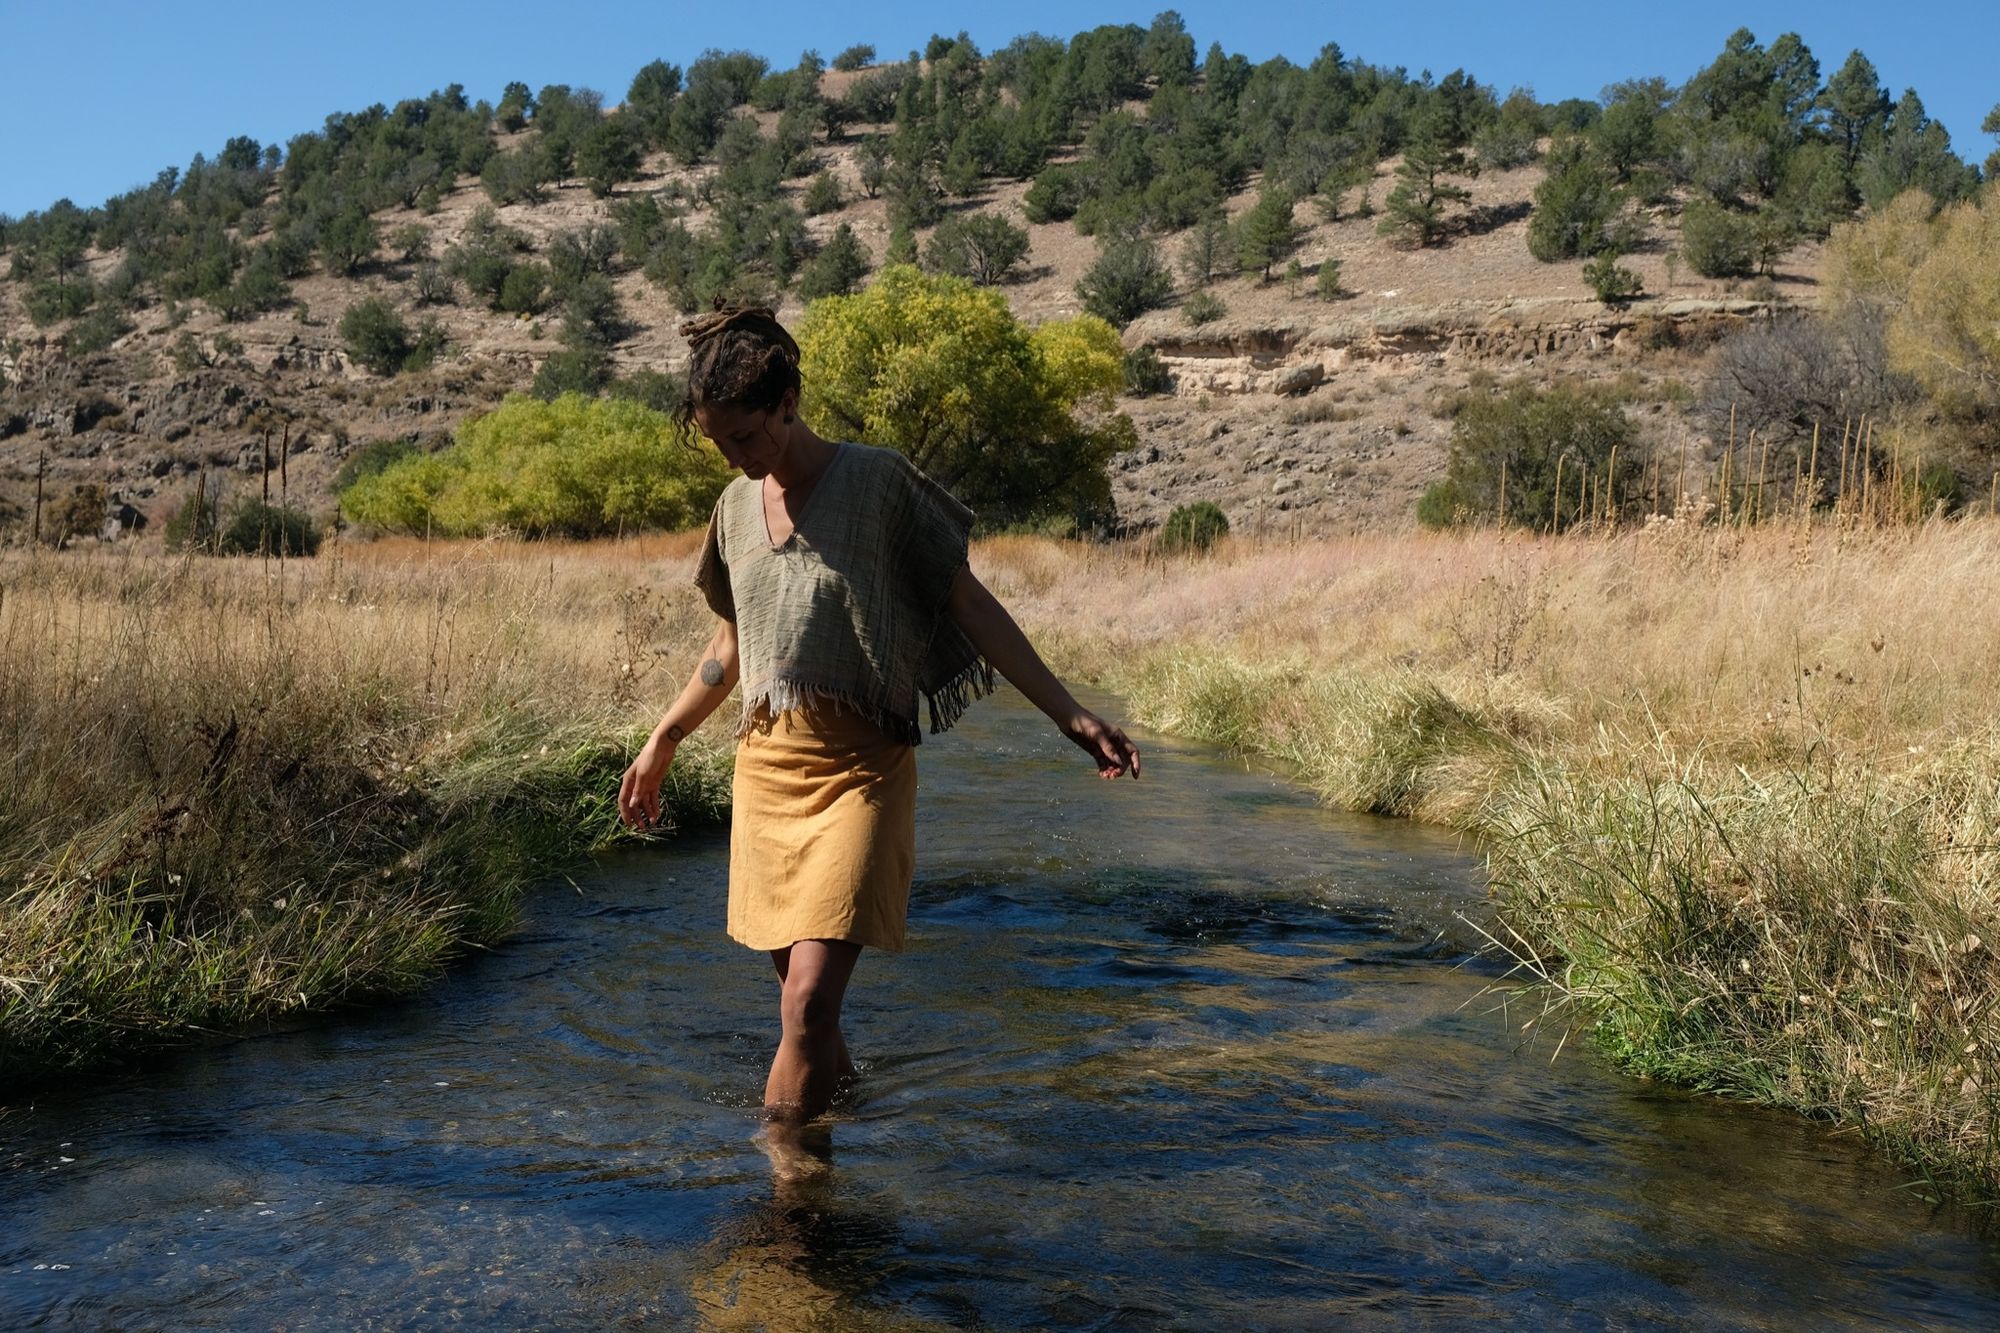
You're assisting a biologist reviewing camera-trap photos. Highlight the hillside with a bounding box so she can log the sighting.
[0,61,1837,541]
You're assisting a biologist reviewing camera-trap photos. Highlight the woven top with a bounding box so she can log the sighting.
[695,442,995,746]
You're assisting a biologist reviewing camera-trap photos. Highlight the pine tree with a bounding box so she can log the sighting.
[1237,188,1301,281]
[1379,103,1477,247]
[1819,51,1890,175]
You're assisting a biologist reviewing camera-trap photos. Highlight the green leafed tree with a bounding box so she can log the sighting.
[798,265,1136,528]
[341,395,733,537]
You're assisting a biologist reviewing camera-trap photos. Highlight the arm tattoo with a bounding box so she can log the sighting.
[699,658,726,687]
[665,724,686,743]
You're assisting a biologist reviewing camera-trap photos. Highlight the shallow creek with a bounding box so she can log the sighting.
[5,688,1998,1328]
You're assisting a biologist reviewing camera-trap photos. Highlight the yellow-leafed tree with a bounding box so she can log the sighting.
[798,265,1135,529]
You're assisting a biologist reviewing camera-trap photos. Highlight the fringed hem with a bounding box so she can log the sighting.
[736,677,924,748]
[924,655,997,736]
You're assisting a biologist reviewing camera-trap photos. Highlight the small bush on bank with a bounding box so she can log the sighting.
[1183,290,1226,326]
[1122,347,1173,396]
[1158,500,1228,553]
[219,499,322,556]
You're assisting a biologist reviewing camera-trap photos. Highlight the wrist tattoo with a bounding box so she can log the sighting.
[665,724,686,743]
[699,658,725,687]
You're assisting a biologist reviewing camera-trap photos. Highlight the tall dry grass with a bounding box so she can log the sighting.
[979,517,2000,1197]
[0,533,726,1086]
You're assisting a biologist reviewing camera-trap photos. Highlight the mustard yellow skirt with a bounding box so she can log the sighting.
[727,705,917,954]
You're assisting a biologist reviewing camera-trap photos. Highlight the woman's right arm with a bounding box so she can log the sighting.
[617,616,740,829]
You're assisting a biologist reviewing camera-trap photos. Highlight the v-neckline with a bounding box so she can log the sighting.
[760,441,847,551]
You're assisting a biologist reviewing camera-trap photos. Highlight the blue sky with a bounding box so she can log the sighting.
[3,1,1994,217]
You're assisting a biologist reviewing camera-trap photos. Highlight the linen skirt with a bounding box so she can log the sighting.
[727,704,918,953]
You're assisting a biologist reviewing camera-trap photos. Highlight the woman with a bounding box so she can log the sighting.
[617,307,1141,1131]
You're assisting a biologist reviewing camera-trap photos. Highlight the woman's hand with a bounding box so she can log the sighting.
[618,735,677,829]
[1062,711,1141,780]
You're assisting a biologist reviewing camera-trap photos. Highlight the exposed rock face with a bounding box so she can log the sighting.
[1125,297,1771,400]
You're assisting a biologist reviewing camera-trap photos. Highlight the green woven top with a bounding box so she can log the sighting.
[694,442,995,746]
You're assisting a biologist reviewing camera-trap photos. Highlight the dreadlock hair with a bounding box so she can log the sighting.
[673,304,802,446]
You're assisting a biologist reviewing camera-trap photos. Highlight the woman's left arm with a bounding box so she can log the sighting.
[946,565,1141,780]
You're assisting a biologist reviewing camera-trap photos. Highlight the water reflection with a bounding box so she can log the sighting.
[3,688,1999,1328]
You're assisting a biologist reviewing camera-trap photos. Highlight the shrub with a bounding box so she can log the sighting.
[831,44,875,73]
[24,279,93,326]
[497,262,551,315]
[1584,251,1642,304]
[801,171,843,216]
[44,483,107,545]
[1696,310,1915,451]
[65,306,132,355]
[390,224,432,264]
[1076,237,1173,327]
[1023,164,1087,223]
[797,223,871,300]
[332,436,419,493]
[1427,381,1642,531]
[341,394,733,537]
[1679,198,1756,279]
[798,266,1135,528]
[1122,347,1173,396]
[338,297,413,375]
[1316,259,1343,300]
[922,213,1031,285]
[1415,478,1474,529]
[1158,501,1228,553]
[606,369,680,413]
[164,485,222,551]
[1183,290,1226,326]
[413,261,457,305]
[531,346,612,400]
[219,500,322,556]
[1528,138,1618,262]
[319,208,378,277]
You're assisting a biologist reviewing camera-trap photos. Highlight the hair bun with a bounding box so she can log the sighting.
[679,306,795,363]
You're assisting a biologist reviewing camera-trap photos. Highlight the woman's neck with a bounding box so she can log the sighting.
[767,429,838,492]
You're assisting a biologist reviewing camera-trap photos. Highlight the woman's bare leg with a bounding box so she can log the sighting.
[763,939,862,1122]
[769,945,858,1085]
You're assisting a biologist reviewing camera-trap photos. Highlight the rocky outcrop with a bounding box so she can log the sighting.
[1126,296,1775,397]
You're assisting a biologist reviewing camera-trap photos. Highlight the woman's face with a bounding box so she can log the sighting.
[695,398,792,480]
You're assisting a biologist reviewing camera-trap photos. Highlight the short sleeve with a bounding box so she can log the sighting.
[893,454,977,616]
[693,496,735,622]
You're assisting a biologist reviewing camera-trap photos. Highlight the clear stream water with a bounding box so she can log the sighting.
[4,688,1999,1329]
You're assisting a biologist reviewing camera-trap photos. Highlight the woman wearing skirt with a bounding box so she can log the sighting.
[617,307,1141,1136]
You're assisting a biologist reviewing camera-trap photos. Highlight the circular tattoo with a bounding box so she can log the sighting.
[699,658,726,687]
[665,724,686,743]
